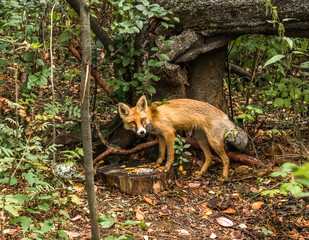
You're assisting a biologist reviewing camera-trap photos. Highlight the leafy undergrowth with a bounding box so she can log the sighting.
[4,133,308,240]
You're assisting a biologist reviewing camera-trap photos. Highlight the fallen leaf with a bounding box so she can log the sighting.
[216,217,234,227]
[74,184,85,192]
[175,179,182,188]
[238,223,247,229]
[203,207,213,215]
[135,209,145,221]
[71,215,82,222]
[144,196,157,206]
[201,202,208,208]
[250,187,259,193]
[66,231,81,238]
[161,205,168,210]
[19,109,27,117]
[210,232,217,239]
[179,165,184,171]
[188,181,201,188]
[221,208,236,214]
[110,208,123,212]
[159,212,169,217]
[179,196,188,202]
[252,201,264,210]
[177,229,190,236]
[4,229,17,236]
[231,193,239,199]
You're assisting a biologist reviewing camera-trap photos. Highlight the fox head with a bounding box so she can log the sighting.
[118,95,150,136]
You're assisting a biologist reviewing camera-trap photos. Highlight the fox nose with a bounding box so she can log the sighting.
[139,129,145,135]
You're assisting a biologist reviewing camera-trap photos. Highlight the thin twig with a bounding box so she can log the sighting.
[50,2,57,162]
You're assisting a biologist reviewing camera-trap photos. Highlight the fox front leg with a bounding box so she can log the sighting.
[150,135,166,167]
[158,131,175,172]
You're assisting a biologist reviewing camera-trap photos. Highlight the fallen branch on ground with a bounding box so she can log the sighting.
[93,122,263,168]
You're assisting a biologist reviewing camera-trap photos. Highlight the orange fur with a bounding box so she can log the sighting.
[118,95,248,179]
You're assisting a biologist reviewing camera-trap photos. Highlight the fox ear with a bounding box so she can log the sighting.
[118,103,131,118]
[136,95,148,112]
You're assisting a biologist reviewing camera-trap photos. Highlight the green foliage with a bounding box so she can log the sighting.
[254,226,274,237]
[121,220,147,227]
[98,215,115,228]
[173,135,191,173]
[262,162,309,198]
[237,105,263,122]
[104,0,174,98]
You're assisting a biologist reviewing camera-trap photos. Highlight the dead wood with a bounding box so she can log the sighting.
[93,122,263,169]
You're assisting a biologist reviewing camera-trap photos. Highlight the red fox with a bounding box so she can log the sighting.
[118,95,248,179]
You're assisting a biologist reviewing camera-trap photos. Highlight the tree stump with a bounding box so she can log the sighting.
[96,162,174,195]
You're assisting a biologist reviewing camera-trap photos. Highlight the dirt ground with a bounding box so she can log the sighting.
[77,134,309,240]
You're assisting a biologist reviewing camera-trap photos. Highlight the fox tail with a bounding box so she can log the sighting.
[224,127,248,152]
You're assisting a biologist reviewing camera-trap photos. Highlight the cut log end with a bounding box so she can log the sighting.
[96,162,174,195]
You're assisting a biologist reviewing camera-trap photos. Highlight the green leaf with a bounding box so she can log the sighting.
[135,4,146,11]
[284,37,293,49]
[273,98,284,107]
[183,144,190,149]
[108,45,114,52]
[41,219,54,234]
[23,172,35,186]
[161,22,169,28]
[147,85,156,94]
[38,203,50,211]
[59,210,71,219]
[35,59,45,66]
[58,31,71,43]
[26,208,40,214]
[122,58,130,67]
[237,113,247,119]
[122,220,147,227]
[4,205,19,217]
[98,215,115,228]
[284,99,291,109]
[290,87,302,100]
[119,67,127,75]
[264,54,285,67]
[10,216,33,233]
[255,108,263,114]
[57,230,69,239]
[14,194,29,205]
[159,54,169,61]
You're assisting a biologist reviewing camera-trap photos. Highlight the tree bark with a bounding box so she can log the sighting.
[150,0,309,109]
[80,0,100,239]
[187,47,228,112]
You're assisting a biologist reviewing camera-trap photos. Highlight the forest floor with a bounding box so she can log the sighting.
[71,130,309,240]
[2,77,309,240]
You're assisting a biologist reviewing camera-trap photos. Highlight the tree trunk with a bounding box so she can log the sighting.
[80,0,100,239]
[187,47,228,112]
[149,0,309,109]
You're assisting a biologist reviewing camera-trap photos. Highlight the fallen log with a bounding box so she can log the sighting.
[93,122,262,168]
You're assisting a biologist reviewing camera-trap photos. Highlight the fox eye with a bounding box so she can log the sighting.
[129,121,135,125]
[141,118,147,125]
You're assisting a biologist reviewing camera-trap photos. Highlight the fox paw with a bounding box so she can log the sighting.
[158,166,170,172]
[149,162,160,168]
[193,171,203,179]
